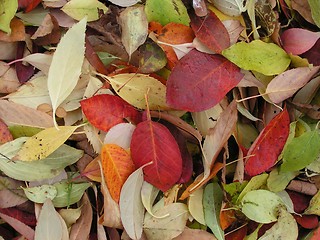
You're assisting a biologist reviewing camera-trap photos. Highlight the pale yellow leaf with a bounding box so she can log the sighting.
[188,187,206,225]
[107,73,169,110]
[119,6,148,57]
[47,18,86,128]
[13,125,79,161]
[62,0,108,22]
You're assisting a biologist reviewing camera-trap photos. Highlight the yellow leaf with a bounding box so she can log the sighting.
[13,126,79,161]
[101,144,135,202]
[47,18,86,128]
[107,73,170,110]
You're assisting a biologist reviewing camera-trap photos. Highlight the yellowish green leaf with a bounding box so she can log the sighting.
[222,40,291,76]
[62,0,108,22]
[47,18,86,127]
[23,185,57,203]
[308,0,320,28]
[107,73,169,110]
[0,0,18,34]
[119,6,148,57]
[237,173,268,203]
[58,208,81,228]
[304,190,320,215]
[13,125,79,161]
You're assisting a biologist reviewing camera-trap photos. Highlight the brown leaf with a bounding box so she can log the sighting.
[0,18,25,42]
[173,227,217,240]
[292,0,315,25]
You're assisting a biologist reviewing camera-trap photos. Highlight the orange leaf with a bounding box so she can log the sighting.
[0,118,13,144]
[220,203,236,230]
[81,157,102,182]
[158,23,194,69]
[101,144,135,202]
[148,21,163,34]
[0,18,25,42]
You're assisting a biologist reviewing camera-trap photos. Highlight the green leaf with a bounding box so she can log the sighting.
[52,181,91,208]
[241,189,285,223]
[304,190,320,215]
[119,5,148,58]
[281,130,320,172]
[13,126,79,161]
[97,52,119,66]
[267,169,299,192]
[222,40,291,76]
[308,0,320,28]
[139,41,167,73]
[145,0,190,26]
[0,138,83,181]
[223,181,247,205]
[62,0,108,21]
[0,0,18,34]
[203,182,224,240]
[9,125,43,138]
[23,185,57,203]
[47,18,86,127]
[237,173,268,203]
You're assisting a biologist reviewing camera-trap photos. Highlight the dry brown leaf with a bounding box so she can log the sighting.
[0,18,26,42]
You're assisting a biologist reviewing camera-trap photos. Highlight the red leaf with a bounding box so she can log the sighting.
[294,214,319,229]
[310,225,320,240]
[301,38,320,66]
[225,225,247,240]
[80,94,141,132]
[0,208,36,227]
[190,11,230,53]
[130,120,183,192]
[287,190,311,213]
[281,28,320,55]
[18,0,42,12]
[0,118,13,144]
[244,109,290,176]
[15,42,34,83]
[166,50,243,112]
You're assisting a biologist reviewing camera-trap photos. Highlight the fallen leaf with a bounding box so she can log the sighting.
[101,144,135,202]
[119,167,145,240]
[104,123,136,149]
[166,50,243,112]
[81,157,102,182]
[47,18,86,127]
[222,40,291,76]
[141,181,160,218]
[0,176,27,208]
[245,109,290,176]
[190,10,230,53]
[80,94,140,132]
[62,0,108,21]
[188,187,205,225]
[130,120,183,192]
[0,0,18,34]
[308,0,320,27]
[18,0,42,12]
[237,173,268,203]
[301,38,320,66]
[23,184,57,203]
[119,5,148,58]
[173,227,217,240]
[139,40,167,73]
[13,125,79,161]
[34,199,63,240]
[210,0,246,16]
[108,0,140,7]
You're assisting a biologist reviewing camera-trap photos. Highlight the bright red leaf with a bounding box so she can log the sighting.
[244,109,290,176]
[294,214,319,229]
[166,49,243,112]
[130,120,183,192]
[80,94,141,132]
[190,10,230,53]
[18,0,42,12]
[281,28,320,55]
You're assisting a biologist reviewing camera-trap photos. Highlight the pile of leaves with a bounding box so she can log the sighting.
[0,0,320,239]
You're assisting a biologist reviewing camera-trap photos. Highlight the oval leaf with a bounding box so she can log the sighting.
[222,40,291,76]
[245,109,290,176]
[23,185,57,203]
[130,120,183,192]
[101,144,135,202]
[166,50,243,112]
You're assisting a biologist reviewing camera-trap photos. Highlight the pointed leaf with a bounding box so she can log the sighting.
[190,11,230,53]
[80,94,140,132]
[101,144,135,202]
[139,41,167,73]
[222,40,291,76]
[245,109,290,176]
[0,0,18,34]
[48,18,86,127]
[119,167,145,240]
[308,0,320,27]
[119,6,148,57]
[107,73,169,110]
[62,0,108,21]
[81,157,102,182]
[130,120,183,192]
[141,181,160,218]
[13,125,79,161]
[34,199,62,240]
[166,50,243,112]
[188,187,206,225]
[104,123,136,149]
[267,66,320,103]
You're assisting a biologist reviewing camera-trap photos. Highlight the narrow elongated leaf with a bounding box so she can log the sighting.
[241,190,285,223]
[222,40,291,76]
[80,94,140,132]
[13,125,79,161]
[119,6,148,57]
[107,73,169,110]
[47,18,86,127]
[188,187,205,225]
[0,0,18,34]
[119,167,145,240]
[203,183,224,240]
[62,0,108,21]
[101,144,135,202]
[245,109,290,176]
[130,120,183,192]
[267,66,320,103]
[281,130,320,172]
[166,50,243,112]
[141,181,160,217]
[0,138,83,181]
[144,202,189,240]
[190,11,230,53]
[34,199,62,240]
